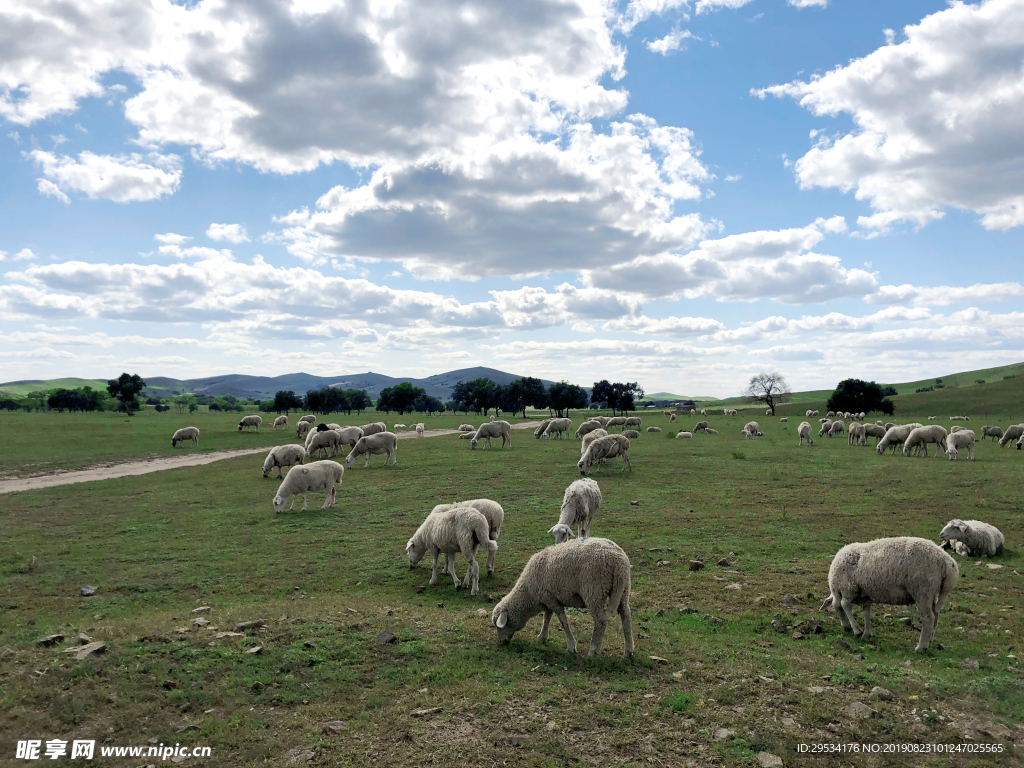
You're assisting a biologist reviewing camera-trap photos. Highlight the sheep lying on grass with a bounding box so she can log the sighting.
[705,428,718,435]
[903,425,948,458]
[492,537,633,658]
[472,420,511,450]
[393,424,407,431]
[458,424,475,432]
[273,460,344,514]
[940,519,1004,557]
[820,537,958,652]
[346,432,398,467]
[945,429,976,460]
[262,444,306,478]
[549,478,601,543]
[797,422,813,446]
[430,498,504,578]
[273,415,288,429]
[622,429,640,439]
[676,431,693,439]
[171,427,199,448]
[407,506,496,595]
[647,426,662,433]
[238,415,262,432]
[578,434,631,474]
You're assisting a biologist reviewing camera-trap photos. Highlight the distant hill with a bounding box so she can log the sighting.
[0,378,109,397]
[639,391,721,403]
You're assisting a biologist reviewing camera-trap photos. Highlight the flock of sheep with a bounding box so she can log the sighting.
[162,402,1012,656]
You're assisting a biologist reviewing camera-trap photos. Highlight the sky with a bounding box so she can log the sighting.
[0,0,1022,397]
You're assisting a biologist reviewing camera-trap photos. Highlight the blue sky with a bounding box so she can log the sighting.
[1,0,1021,396]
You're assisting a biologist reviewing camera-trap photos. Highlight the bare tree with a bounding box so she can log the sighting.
[743,372,791,416]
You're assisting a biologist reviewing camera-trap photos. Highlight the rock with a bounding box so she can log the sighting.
[0,646,15,659]
[139,635,172,644]
[672,671,684,679]
[321,721,348,734]
[771,615,789,634]
[791,631,805,640]
[807,686,827,694]
[657,560,671,567]
[756,752,784,768]
[75,633,94,645]
[233,620,266,632]
[845,702,875,719]
[897,616,912,625]
[713,727,735,741]
[376,631,397,645]
[285,748,315,764]
[716,558,730,567]
[960,658,980,671]
[191,618,209,628]
[703,615,724,625]
[74,642,106,660]
[162,680,177,690]
[752,596,766,606]
[725,583,741,590]
[831,638,852,651]
[781,717,797,729]
[648,547,663,552]
[303,641,318,649]
[987,563,1003,569]
[805,619,823,634]
[783,595,802,607]
[192,606,211,613]
[476,608,488,617]
[411,707,442,717]
[80,585,97,597]
[215,631,245,639]
[250,681,266,692]
[648,655,669,664]
[36,634,64,647]
[482,593,496,603]
[688,560,705,571]
[246,646,263,655]
[546,720,559,731]
[870,687,895,702]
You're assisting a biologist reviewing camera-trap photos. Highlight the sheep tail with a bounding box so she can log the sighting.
[607,562,630,616]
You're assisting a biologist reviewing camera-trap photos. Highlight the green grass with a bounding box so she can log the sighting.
[1,389,1023,766]
[0,378,110,397]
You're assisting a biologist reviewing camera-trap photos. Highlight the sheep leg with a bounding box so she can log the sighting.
[915,601,937,652]
[538,610,553,643]
[860,604,872,641]
[839,596,862,636]
[390,448,397,465]
[968,445,974,460]
[468,556,480,595]
[277,466,284,479]
[429,552,440,586]
[554,608,577,654]
[587,604,608,657]
[622,453,632,471]
[446,554,463,589]
[301,493,309,511]
[485,538,496,575]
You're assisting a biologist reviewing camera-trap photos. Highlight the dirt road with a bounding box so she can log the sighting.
[0,422,541,495]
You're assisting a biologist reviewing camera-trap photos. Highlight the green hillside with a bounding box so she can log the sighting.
[0,378,109,397]
[639,392,721,402]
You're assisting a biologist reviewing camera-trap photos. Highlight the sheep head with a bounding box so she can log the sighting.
[406,538,426,568]
[548,523,575,544]
[939,520,969,542]
[272,495,285,514]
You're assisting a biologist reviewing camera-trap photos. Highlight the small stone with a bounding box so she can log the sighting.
[672,670,684,679]
[783,595,802,606]
[376,631,397,645]
[0,646,15,659]
[36,634,64,647]
[246,646,263,655]
[476,608,488,617]
[178,724,200,733]
[411,707,442,717]
[74,642,106,660]
[139,635,172,644]
[845,702,875,719]
[831,638,852,651]
[752,596,766,606]
[482,593,496,603]
[648,655,669,663]
[807,686,827,694]
[546,721,558,731]
[960,658,980,671]
[285,748,315,764]
[781,717,797,729]
[657,560,671,567]
[688,560,705,571]
[192,606,211,613]
[192,618,209,628]
[897,617,912,625]
[437,603,445,609]
[716,558,730,567]
[771,615,789,634]
[806,619,823,634]
[713,727,735,741]
[233,620,266,632]
[987,563,1003,569]
[791,631,805,640]
[75,633,94,645]
[322,721,348,734]
[871,686,895,702]
[162,680,177,690]
[725,583,741,590]
[80,585,97,597]
[215,631,245,639]
[756,752,784,768]
[303,641,318,649]
[648,547,663,552]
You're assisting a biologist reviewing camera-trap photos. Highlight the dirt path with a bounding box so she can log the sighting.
[0,421,542,495]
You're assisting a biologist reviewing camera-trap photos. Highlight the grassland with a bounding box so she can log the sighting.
[0,378,110,398]
[1,390,1022,766]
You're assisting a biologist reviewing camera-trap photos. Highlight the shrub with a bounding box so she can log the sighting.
[975,379,986,384]
[915,386,934,393]
[1005,375,1016,380]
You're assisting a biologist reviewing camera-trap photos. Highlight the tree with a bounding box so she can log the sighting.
[377,382,422,415]
[47,387,103,412]
[591,380,614,412]
[272,390,304,413]
[414,393,445,415]
[107,373,147,415]
[548,381,589,417]
[827,379,895,416]
[742,372,790,416]
[346,390,372,414]
[591,380,643,415]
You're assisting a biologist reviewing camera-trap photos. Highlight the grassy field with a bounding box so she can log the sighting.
[1,391,1023,766]
[0,378,110,398]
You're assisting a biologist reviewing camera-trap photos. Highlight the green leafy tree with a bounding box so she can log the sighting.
[827,379,895,416]
[272,390,305,413]
[376,382,422,415]
[591,380,614,412]
[107,373,147,415]
[548,381,589,417]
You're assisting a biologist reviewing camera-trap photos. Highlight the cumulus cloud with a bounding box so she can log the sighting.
[37,178,70,204]
[754,0,1024,234]
[788,0,827,7]
[695,0,755,13]
[206,223,250,244]
[868,282,1024,307]
[646,29,697,55]
[29,150,181,203]
[0,248,38,262]
[619,0,691,33]
[154,233,192,245]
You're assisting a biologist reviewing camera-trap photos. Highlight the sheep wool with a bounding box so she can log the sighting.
[273,460,344,514]
[939,519,1004,558]
[406,506,496,595]
[346,432,398,468]
[621,429,640,439]
[543,418,573,440]
[534,419,553,439]
[675,431,693,439]
[646,426,663,433]
[358,422,387,436]
[471,420,512,450]
[902,425,948,458]
[875,424,923,455]
[171,427,200,448]
[262,444,306,478]
[945,429,976,460]
[238,415,263,432]
[578,434,631,474]
[998,424,1024,447]
[797,422,813,446]
[574,420,603,439]
[273,415,288,430]
[430,499,504,577]
[549,478,601,543]
[581,428,609,455]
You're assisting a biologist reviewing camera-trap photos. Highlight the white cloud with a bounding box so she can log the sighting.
[154,233,192,245]
[724,174,741,182]
[206,223,250,244]
[620,0,691,34]
[754,0,1024,234]
[868,282,1024,307]
[29,150,181,203]
[36,178,70,204]
[788,0,827,7]
[646,28,697,55]
[695,0,755,14]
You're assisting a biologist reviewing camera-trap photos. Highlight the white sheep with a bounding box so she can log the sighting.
[346,431,398,467]
[171,427,200,448]
[742,421,759,439]
[927,415,936,421]
[998,424,1024,447]
[847,422,864,445]
[675,431,693,439]
[393,423,407,431]
[238,415,263,432]
[492,538,633,658]
[689,408,696,416]
[797,421,813,446]
[471,421,511,450]
[406,506,496,595]
[262,444,306,478]
[765,409,772,416]
[902,425,948,458]
[693,420,709,433]
[548,478,601,543]
[621,429,640,439]
[273,415,288,430]
[272,460,344,514]
[723,408,738,416]
[646,426,662,433]
[543,418,572,440]
[296,421,313,439]
[862,424,887,445]
[819,537,958,652]
[828,420,844,438]
[939,519,1004,557]
[298,415,316,424]
[333,426,364,454]
[592,416,611,427]
[534,419,553,439]
[669,413,677,422]
[704,428,718,435]
[489,415,496,422]
[811,410,819,417]
[945,429,976,460]
[581,428,609,455]
[980,426,1003,441]
[578,434,631,474]
[805,409,814,418]
[358,421,387,436]
[458,424,475,432]
[700,409,708,416]
[605,416,628,431]
[623,416,642,429]
[779,416,788,422]
[415,423,425,437]
[430,499,504,578]
[306,428,343,459]
[574,419,602,439]
[875,423,923,455]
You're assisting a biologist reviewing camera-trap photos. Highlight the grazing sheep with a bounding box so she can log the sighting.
[765,409,772,416]
[296,421,313,438]
[675,430,694,439]
[358,421,387,436]
[273,415,288,430]
[581,428,609,455]
[902,425,949,458]
[927,416,936,421]
[549,478,602,543]
[575,420,603,439]
[705,428,718,435]
[693,420,709,433]
[945,429,976,460]
[622,429,640,439]
[346,431,398,468]
[980,426,1003,441]
[430,499,505,577]
[819,537,958,652]
[875,423,924,455]
[723,408,739,416]
[998,424,1024,447]
[950,425,963,433]
[818,420,833,437]
[306,428,344,459]
[939,519,1004,558]
[826,411,835,418]
[490,415,496,422]
[779,416,788,422]
[884,422,896,431]
[605,416,628,431]
[806,409,814,418]
[742,421,759,439]
[578,434,631,474]
[406,506,495,595]
[669,413,677,422]
[797,421,813,446]
[415,423,425,437]
[238,415,263,432]
[592,416,611,427]
[847,422,864,445]
[393,423,407,431]
[828,420,845,438]
[492,538,633,658]
[647,426,662,433]
[811,410,819,417]
[471,420,512,450]
[262,444,306,478]
[544,418,573,440]
[700,409,708,416]
[171,427,200,448]
[624,416,642,429]
[272,460,344,514]
[862,424,887,445]
[333,426,364,454]
[534,419,553,439]
[299,415,316,425]
[458,424,475,432]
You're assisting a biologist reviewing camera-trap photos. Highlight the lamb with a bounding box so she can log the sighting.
[429,499,504,578]
[693,420,709,433]
[273,415,288,430]
[415,423,425,437]
[779,416,788,422]
[818,420,833,437]
[306,428,344,459]
[581,428,609,455]
[393,423,407,431]
[471,420,512,450]
[171,427,200,448]
[543,418,572,440]
[262,444,306,478]
[819,536,958,652]
[492,538,633,658]
[828,420,845,438]
[621,429,640,439]
[578,434,631,474]
[797,421,813,446]
[296,421,313,438]
[298,415,316,424]
[605,416,627,430]
[548,478,602,543]
[575,420,603,439]
[623,416,642,429]
[534,419,553,438]
[646,426,662,433]
[358,421,387,436]
[980,426,1003,441]
[903,425,948,458]
[998,424,1024,447]
[675,430,693,438]
[458,424,475,432]
[704,428,718,435]
[742,421,759,439]
[346,431,398,468]
[875,423,924,455]
[238,415,263,432]
[272,460,344,514]
[939,519,1004,558]
[406,506,496,595]
[945,429,976,460]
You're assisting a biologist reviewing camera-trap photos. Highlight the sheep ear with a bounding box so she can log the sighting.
[495,610,508,629]
[405,539,414,551]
